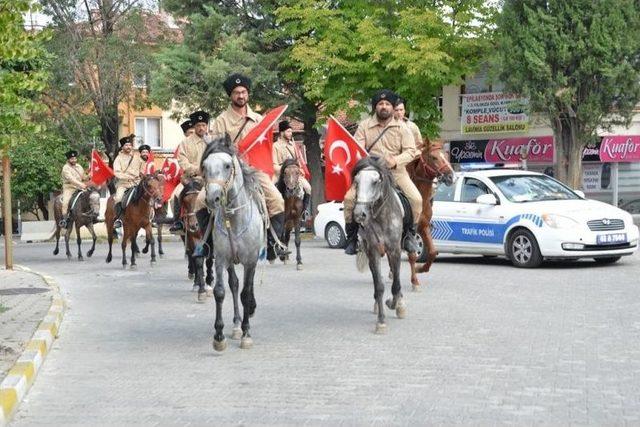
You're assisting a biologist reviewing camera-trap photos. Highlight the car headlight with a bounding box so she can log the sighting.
[542,213,579,229]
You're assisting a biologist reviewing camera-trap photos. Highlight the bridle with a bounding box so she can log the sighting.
[419,146,451,181]
[354,168,389,220]
[283,164,302,197]
[205,155,247,214]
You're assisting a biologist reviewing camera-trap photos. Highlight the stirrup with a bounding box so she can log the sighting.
[274,242,291,257]
[114,219,123,229]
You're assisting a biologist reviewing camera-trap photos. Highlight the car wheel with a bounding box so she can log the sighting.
[593,256,621,265]
[325,222,346,249]
[507,229,542,268]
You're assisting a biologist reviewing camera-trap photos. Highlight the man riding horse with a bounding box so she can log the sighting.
[343,89,423,255]
[58,150,91,228]
[272,120,311,218]
[113,134,143,229]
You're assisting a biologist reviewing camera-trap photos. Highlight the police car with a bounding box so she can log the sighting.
[314,166,639,267]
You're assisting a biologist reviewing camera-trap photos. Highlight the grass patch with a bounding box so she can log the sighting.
[0,303,9,314]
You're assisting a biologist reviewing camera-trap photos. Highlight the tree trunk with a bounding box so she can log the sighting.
[552,115,582,189]
[100,101,120,194]
[302,115,324,215]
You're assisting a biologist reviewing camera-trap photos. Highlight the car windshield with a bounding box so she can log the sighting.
[490,174,580,203]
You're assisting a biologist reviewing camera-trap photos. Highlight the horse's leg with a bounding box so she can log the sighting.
[418,216,437,275]
[194,254,206,300]
[386,250,406,318]
[240,263,257,349]
[205,256,214,295]
[212,259,227,351]
[75,222,84,261]
[157,224,164,258]
[227,266,242,340]
[145,223,156,265]
[53,225,60,255]
[130,231,137,269]
[87,223,97,258]
[281,224,292,263]
[141,237,149,254]
[187,252,196,282]
[121,228,128,268]
[368,249,386,333]
[106,222,114,264]
[64,222,72,260]
[294,219,302,270]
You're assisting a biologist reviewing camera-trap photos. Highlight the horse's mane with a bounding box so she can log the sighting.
[351,156,395,196]
[275,158,299,195]
[131,175,157,204]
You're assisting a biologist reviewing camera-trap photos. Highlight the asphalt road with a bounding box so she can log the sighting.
[8,237,640,425]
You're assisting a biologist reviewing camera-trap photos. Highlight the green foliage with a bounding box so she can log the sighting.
[0,0,50,150]
[274,0,496,135]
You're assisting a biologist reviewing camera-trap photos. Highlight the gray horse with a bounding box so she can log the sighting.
[200,135,265,351]
[352,157,407,334]
[53,187,101,261]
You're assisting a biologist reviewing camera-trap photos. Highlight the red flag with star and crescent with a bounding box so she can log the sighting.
[237,105,288,177]
[143,150,156,175]
[160,147,182,202]
[90,149,115,186]
[324,116,368,201]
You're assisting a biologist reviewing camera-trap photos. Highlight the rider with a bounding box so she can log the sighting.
[343,89,423,255]
[59,150,89,228]
[168,119,197,233]
[394,96,424,153]
[272,120,311,217]
[113,134,143,229]
[138,144,155,175]
[210,73,290,259]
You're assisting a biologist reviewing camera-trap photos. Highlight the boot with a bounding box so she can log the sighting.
[344,221,359,255]
[302,193,311,220]
[403,223,419,253]
[268,213,291,259]
[169,197,184,233]
[113,203,123,229]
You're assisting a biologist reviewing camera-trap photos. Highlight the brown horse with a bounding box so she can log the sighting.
[53,187,101,261]
[406,139,455,289]
[275,158,305,270]
[105,173,163,268]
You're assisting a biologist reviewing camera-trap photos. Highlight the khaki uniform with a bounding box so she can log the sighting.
[177,133,208,210]
[272,136,311,194]
[211,105,285,216]
[61,163,87,216]
[113,152,142,204]
[343,116,422,223]
[404,119,424,153]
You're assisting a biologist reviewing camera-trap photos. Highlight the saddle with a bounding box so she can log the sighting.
[395,188,413,230]
[67,190,83,212]
[121,187,137,209]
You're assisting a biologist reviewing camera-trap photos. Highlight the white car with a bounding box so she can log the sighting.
[314,168,639,268]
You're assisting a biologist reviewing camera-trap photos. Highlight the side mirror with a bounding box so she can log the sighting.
[476,193,498,205]
[574,190,585,198]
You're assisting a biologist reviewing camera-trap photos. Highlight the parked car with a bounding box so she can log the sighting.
[314,167,639,268]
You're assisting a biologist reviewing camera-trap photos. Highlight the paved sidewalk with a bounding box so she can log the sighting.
[0,270,52,380]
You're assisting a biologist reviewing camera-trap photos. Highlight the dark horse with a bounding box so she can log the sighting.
[275,158,305,270]
[406,139,455,289]
[105,173,163,268]
[201,135,265,351]
[352,157,407,334]
[53,187,101,261]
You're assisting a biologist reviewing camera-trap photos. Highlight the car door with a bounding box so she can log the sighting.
[430,177,461,253]
[447,177,507,254]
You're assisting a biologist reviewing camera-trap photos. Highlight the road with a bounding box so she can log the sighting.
[8,238,640,425]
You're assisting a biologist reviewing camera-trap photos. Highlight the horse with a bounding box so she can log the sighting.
[275,158,305,270]
[140,200,168,258]
[104,173,163,269]
[406,139,455,288]
[352,156,407,334]
[200,135,265,351]
[53,187,101,261]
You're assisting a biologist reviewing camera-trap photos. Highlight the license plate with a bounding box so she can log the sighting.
[596,233,627,245]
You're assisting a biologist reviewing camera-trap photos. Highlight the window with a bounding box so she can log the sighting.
[434,182,456,202]
[461,178,490,203]
[135,117,161,148]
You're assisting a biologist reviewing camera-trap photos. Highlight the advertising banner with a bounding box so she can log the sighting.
[450,136,554,164]
[461,92,530,134]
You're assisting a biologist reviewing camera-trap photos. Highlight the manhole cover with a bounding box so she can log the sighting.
[0,288,50,295]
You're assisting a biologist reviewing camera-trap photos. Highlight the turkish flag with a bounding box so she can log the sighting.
[90,149,115,186]
[160,147,182,202]
[324,116,367,201]
[294,142,311,181]
[144,150,155,174]
[237,105,288,177]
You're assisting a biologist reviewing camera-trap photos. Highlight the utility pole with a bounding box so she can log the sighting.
[2,151,13,269]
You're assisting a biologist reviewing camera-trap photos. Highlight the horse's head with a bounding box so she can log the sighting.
[86,186,101,218]
[201,135,239,210]
[282,159,302,195]
[420,140,455,186]
[178,178,203,233]
[352,157,391,225]
[142,174,163,206]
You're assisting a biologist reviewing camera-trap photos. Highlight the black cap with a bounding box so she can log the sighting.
[371,89,398,111]
[180,120,193,134]
[223,73,251,96]
[279,120,292,133]
[138,144,151,153]
[65,150,78,159]
[119,135,135,147]
[189,111,210,125]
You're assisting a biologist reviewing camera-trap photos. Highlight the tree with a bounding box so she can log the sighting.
[496,0,640,187]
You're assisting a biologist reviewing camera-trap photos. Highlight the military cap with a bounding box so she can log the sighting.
[371,89,399,111]
[119,135,134,146]
[180,120,193,134]
[65,150,78,159]
[138,144,151,153]
[279,120,292,133]
[189,111,210,125]
[223,73,251,96]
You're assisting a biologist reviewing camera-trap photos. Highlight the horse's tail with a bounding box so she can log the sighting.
[356,249,368,273]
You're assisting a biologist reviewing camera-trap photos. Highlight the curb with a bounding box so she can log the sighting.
[0,266,66,426]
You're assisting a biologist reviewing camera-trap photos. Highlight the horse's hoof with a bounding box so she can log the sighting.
[396,301,407,319]
[150,260,156,267]
[53,249,59,255]
[205,285,213,297]
[231,327,242,340]
[191,284,199,293]
[375,323,387,334]
[411,284,421,292]
[130,264,137,270]
[240,336,253,349]
[66,255,72,261]
[159,254,164,259]
[385,298,395,310]
[197,292,207,303]
[122,264,127,269]
[296,263,303,271]
[77,257,84,262]
[188,273,195,280]
[213,339,227,352]
[268,259,274,265]
[282,259,288,265]
[87,251,93,258]
[142,248,149,254]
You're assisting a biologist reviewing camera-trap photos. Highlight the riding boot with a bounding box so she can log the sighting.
[302,193,311,220]
[169,197,184,233]
[113,202,123,229]
[268,213,291,260]
[344,221,359,255]
[403,223,420,254]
